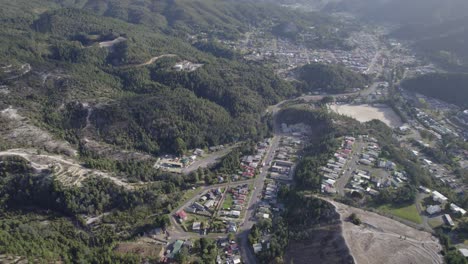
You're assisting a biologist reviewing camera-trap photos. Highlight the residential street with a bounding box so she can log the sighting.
[335,140,365,196]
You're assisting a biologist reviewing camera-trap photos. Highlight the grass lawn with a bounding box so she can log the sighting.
[177,186,203,208]
[428,217,444,228]
[378,204,423,224]
[223,194,233,209]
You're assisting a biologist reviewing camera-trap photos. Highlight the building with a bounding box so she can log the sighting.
[444,214,455,227]
[168,240,184,259]
[426,205,441,215]
[192,222,201,231]
[193,202,205,211]
[176,210,188,221]
[253,243,263,253]
[432,191,448,203]
[231,211,241,218]
[194,148,204,156]
[359,159,372,166]
[450,203,467,216]
[458,248,468,258]
[419,186,431,194]
[204,200,215,209]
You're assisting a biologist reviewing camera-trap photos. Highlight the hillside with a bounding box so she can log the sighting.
[294,63,369,93]
[401,73,468,108]
[0,0,306,156]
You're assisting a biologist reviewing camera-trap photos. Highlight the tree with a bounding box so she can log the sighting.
[174,247,189,264]
[348,213,361,225]
[175,137,187,156]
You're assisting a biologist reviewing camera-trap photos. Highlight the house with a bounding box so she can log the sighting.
[192,222,201,231]
[185,206,197,214]
[458,248,468,258]
[444,214,455,227]
[233,256,241,264]
[419,186,431,194]
[325,179,336,186]
[432,191,448,203]
[426,205,441,215]
[450,203,467,216]
[204,200,215,209]
[168,240,184,259]
[378,160,386,168]
[253,243,263,253]
[176,210,188,221]
[193,202,205,211]
[194,148,204,156]
[359,159,372,166]
[231,211,241,218]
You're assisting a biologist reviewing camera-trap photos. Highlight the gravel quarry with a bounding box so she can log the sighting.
[326,199,443,264]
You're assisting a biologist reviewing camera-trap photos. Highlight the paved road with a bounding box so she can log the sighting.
[182,145,237,174]
[238,115,282,264]
[335,140,364,196]
[266,82,381,116]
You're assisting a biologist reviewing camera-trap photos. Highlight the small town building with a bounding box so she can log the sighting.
[426,205,441,215]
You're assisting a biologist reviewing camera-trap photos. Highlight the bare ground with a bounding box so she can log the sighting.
[326,199,443,264]
[0,106,77,156]
[0,148,134,189]
[330,104,403,128]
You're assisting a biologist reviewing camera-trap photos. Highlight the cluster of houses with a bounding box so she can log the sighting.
[219,184,250,219]
[155,150,205,172]
[420,186,466,227]
[415,108,458,138]
[270,131,306,182]
[251,181,286,255]
[321,136,356,193]
[177,188,224,223]
[237,139,271,180]
[217,238,242,264]
[358,136,380,166]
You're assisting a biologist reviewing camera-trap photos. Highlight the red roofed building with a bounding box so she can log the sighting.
[176,210,187,221]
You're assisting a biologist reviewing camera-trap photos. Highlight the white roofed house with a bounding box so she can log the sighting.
[426,205,441,215]
[450,203,467,216]
[432,191,448,203]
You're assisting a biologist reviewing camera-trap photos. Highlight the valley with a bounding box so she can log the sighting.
[0,1,467,264]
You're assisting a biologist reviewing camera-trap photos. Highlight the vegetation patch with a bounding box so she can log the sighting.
[378,204,423,224]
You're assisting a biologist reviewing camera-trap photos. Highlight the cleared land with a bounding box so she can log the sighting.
[330,104,403,128]
[327,199,443,264]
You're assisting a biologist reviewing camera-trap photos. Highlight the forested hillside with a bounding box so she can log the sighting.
[294,63,369,93]
[401,73,468,108]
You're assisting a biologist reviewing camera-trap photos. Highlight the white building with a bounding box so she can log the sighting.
[432,191,448,203]
[450,203,467,216]
[426,205,441,215]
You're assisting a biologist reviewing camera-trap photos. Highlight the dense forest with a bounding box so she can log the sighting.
[0,155,191,262]
[294,63,369,94]
[401,73,468,108]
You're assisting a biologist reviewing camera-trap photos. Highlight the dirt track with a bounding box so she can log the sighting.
[0,149,133,189]
[326,199,443,264]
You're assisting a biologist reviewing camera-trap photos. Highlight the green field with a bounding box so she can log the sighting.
[223,194,234,209]
[428,217,444,228]
[378,204,423,224]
